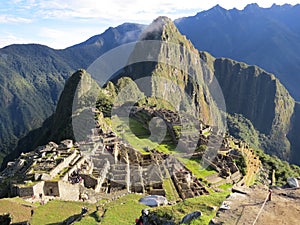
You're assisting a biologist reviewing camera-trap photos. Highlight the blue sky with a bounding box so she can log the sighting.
[1,0,300,49]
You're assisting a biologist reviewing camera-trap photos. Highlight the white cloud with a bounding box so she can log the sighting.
[0,15,32,24]
[36,26,107,49]
[0,32,33,47]
[32,0,300,22]
[1,0,300,48]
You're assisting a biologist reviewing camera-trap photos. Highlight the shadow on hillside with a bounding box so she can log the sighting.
[89,211,101,222]
[45,213,82,225]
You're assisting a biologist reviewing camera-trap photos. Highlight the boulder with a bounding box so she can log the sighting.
[287,177,299,188]
[139,195,168,207]
[180,211,202,224]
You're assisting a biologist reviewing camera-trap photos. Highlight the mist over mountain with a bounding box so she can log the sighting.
[175,3,300,101]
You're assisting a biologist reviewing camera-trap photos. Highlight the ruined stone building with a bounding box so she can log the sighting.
[0,106,253,203]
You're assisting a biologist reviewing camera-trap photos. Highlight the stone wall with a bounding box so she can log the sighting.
[95,161,110,192]
[33,181,45,197]
[58,181,80,201]
[17,186,34,197]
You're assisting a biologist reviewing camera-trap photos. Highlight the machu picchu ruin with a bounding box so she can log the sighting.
[0,106,260,206]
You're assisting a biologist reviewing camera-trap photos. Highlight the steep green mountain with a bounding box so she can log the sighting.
[1,69,101,167]
[175,4,300,101]
[226,113,260,149]
[0,23,144,164]
[199,52,298,161]
[0,44,73,165]
[288,102,300,164]
[114,17,223,126]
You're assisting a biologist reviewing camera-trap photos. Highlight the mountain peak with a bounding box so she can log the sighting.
[197,4,228,18]
[205,4,226,14]
[139,16,195,47]
[212,4,226,11]
[153,16,172,24]
[244,3,260,11]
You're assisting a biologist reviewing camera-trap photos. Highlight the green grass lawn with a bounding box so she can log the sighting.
[217,183,233,191]
[178,157,217,180]
[75,211,101,225]
[100,194,146,225]
[153,190,230,224]
[113,116,176,155]
[0,197,35,223]
[1,187,229,225]
[163,178,181,202]
[30,200,94,225]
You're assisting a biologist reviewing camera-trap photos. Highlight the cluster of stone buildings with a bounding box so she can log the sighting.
[0,106,255,203]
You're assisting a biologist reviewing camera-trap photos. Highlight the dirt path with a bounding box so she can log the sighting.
[211,185,300,225]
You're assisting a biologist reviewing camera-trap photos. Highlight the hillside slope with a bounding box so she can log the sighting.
[199,51,298,162]
[0,23,144,163]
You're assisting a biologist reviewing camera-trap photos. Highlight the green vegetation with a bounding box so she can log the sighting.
[113,116,176,155]
[100,194,146,225]
[173,125,182,140]
[233,155,247,176]
[138,96,176,111]
[153,190,230,224]
[254,148,300,186]
[178,158,217,181]
[163,178,181,201]
[128,117,151,138]
[30,200,94,225]
[155,143,177,154]
[76,211,101,225]
[0,192,231,225]
[226,113,260,149]
[96,91,113,117]
[217,183,233,191]
[0,198,35,223]
[113,116,152,154]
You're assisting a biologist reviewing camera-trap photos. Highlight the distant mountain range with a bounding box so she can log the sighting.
[1,4,300,167]
[175,3,300,100]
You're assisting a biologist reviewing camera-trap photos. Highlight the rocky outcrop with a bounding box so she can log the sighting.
[288,102,300,164]
[115,17,223,126]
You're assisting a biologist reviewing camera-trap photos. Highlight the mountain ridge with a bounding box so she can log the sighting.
[175,3,300,101]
